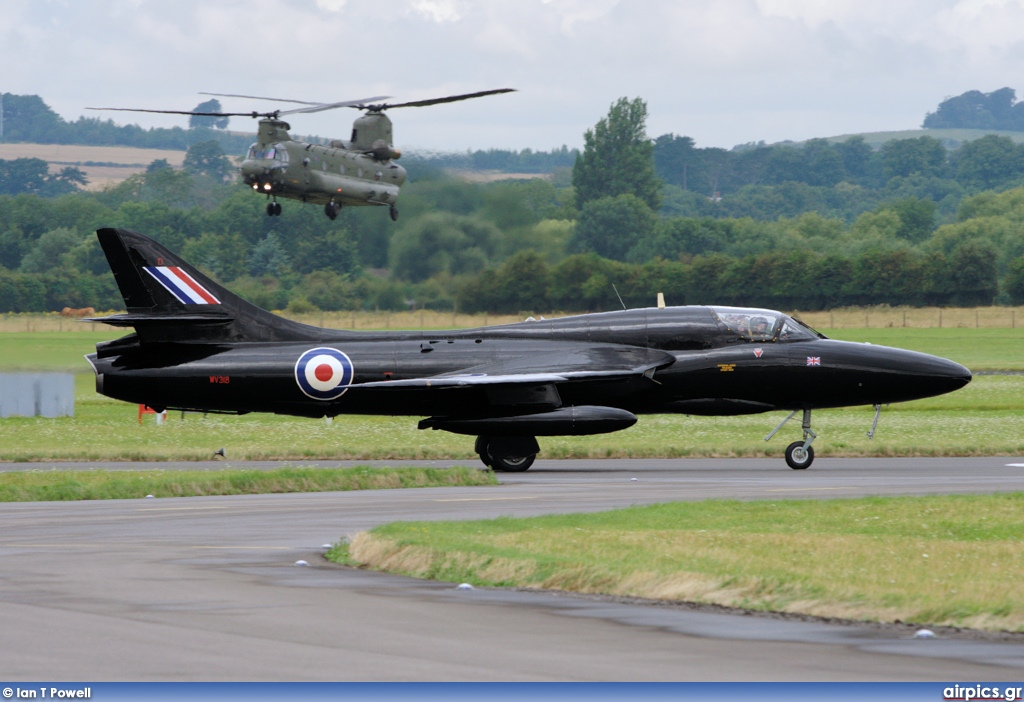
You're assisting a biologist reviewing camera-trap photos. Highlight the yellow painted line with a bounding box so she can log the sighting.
[136,505,230,511]
[765,487,853,492]
[434,496,541,502]
[189,545,298,550]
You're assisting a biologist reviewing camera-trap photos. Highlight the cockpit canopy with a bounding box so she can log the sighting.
[246,144,288,162]
[711,306,821,343]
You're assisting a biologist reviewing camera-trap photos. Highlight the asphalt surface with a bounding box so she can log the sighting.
[1,456,1023,681]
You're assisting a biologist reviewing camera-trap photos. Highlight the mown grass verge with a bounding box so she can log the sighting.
[330,494,1024,632]
[0,465,496,501]
[2,381,1021,461]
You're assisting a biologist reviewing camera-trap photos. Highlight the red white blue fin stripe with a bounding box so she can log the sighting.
[144,266,221,305]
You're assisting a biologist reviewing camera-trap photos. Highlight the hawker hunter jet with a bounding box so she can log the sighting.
[86,228,972,471]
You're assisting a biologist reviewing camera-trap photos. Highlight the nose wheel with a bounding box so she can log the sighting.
[389,204,399,221]
[785,441,814,469]
[266,201,282,217]
[765,409,817,469]
[324,202,341,220]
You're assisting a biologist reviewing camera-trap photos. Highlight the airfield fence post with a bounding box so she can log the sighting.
[976,309,979,328]
[939,309,943,328]
[1013,310,1016,328]
[829,312,834,328]
[902,310,906,328]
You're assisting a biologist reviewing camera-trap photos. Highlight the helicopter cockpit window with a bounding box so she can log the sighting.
[246,144,286,161]
[710,307,815,343]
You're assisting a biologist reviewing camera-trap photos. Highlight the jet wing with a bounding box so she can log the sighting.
[356,345,675,389]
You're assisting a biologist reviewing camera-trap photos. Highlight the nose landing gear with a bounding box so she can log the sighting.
[324,201,341,220]
[266,201,282,217]
[765,409,817,469]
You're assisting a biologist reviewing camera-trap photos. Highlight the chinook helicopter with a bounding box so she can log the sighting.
[88,88,515,221]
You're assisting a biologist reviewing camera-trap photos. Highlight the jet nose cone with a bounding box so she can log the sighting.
[944,359,973,388]
[915,354,972,396]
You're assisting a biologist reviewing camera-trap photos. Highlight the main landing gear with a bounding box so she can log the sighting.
[389,204,399,221]
[266,201,282,217]
[765,409,817,470]
[324,201,341,220]
[475,435,538,472]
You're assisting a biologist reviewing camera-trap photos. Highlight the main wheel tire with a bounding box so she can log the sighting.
[488,453,535,472]
[273,202,282,216]
[785,441,814,470]
[389,204,399,221]
[325,202,339,220]
[474,436,492,468]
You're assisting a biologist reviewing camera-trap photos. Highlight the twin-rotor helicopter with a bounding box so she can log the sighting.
[89,88,515,221]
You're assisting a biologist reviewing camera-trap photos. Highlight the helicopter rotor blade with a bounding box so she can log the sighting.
[200,92,391,111]
[278,97,393,116]
[86,107,271,118]
[362,88,516,111]
[199,92,323,106]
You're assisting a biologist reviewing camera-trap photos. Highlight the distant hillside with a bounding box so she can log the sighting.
[923,87,1024,131]
[810,128,1024,150]
[0,93,254,152]
[0,143,187,190]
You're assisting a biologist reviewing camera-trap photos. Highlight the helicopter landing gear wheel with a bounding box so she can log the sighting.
[266,202,281,217]
[389,204,399,221]
[785,441,814,470]
[325,202,340,220]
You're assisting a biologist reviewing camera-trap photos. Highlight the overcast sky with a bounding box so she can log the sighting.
[5,0,1024,153]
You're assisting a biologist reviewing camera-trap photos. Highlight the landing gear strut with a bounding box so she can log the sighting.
[475,435,538,472]
[765,409,817,470]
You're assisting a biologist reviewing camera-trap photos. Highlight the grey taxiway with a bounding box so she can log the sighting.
[1,457,1022,681]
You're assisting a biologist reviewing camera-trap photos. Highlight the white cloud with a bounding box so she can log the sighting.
[7,0,1024,151]
[409,0,463,23]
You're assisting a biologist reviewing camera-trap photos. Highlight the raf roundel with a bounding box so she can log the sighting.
[295,348,354,400]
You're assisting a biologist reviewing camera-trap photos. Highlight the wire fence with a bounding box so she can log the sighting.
[2,305,1022,333]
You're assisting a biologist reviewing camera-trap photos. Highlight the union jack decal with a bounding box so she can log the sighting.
[806,356,821,366]
[144,266,221,305]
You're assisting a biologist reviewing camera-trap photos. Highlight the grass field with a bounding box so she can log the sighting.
[335,493,1024,631]
[0,465,495,501]
[0,322,1021,461]
[4,316,1017,633]
[0,143,187,190]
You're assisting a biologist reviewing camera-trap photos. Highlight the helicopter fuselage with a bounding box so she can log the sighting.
[240,118,407,218]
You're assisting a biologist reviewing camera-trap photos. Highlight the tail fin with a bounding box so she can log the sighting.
[91,227,319,343]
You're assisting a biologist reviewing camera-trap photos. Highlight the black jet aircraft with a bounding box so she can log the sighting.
[86,228,972,471]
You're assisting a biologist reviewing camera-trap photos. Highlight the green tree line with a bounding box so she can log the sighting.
[3,95,1024,314]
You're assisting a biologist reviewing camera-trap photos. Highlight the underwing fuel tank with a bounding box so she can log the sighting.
[418,405,638,436]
